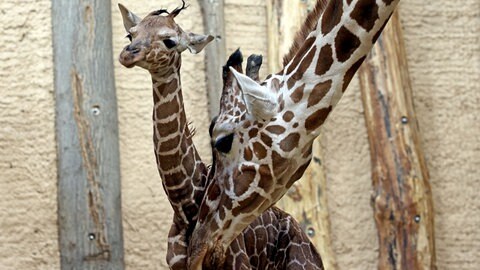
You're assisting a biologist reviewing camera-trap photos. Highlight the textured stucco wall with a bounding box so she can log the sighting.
[0,0,478,269]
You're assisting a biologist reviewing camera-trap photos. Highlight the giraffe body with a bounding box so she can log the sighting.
[191,0,401,268]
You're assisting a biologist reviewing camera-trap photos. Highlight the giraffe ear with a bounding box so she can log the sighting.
[229,67,278,121]
[186,33,214,54]
[118,4,141,32]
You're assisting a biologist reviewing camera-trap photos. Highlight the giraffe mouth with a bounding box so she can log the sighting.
[119,48,146,68]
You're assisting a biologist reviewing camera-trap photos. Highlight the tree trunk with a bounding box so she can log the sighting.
[267,1,337,269]
[358,11,436,270]
[52,1,124,269]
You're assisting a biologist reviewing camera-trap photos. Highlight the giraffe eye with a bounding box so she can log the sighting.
[163,39,177,49]
[214,134,234,154]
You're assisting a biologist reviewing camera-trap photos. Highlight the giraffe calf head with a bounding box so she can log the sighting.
[118,2,213,71]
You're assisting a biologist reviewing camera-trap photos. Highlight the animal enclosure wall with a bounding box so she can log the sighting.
[0,0,478,269]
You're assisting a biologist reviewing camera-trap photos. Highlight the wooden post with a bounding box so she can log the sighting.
[52,1,124,269]
[358,11,436,270]
[267,1,337,269]
[198,0,226,118]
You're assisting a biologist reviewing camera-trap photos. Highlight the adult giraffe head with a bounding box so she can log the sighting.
[118,1,213,71]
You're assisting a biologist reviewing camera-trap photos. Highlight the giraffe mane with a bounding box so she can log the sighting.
[282,0,329,66]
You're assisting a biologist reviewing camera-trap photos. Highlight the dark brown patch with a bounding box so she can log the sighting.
[181,148,195,175]
[163,171,187,188]
[249,128,258,138]
[260,132,273,147]
[346,0,353,4]
[271,151,288,177]
[283,111,295,122]
[293,123,299,128]
[321,0,343,35]
[155,78,178,100]
[266,125,286,135]
[244,146,253,161]
[287,77,296,89]
[278,99,285,112]
[335,26,361,63]
[155,96,180,120]
[351,0,379,32]
[290,84,305,103]
[232,192,264,216]
[279,133,301,152]
[258,165,274,192]
[233,166,256,196]
[307,80,332,108]
[305,106,332,131]
[286,37,316,74]
[383,0,395,5]
[159,152,181,171]
[158,135,180,152]
[315,45,334,76]
[207,182,221,201]
[252,142,267,159]
[342,56,366,92]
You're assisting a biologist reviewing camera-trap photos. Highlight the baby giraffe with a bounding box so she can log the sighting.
[118,3,323,269]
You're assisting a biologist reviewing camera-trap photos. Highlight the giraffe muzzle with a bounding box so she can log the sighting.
[119,45,146,68]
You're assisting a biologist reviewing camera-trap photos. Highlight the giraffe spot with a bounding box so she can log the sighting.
[266,125,286,135]
[233,165,256,196]
[315,45,334,76]
[272,151,289,177]
[167,182,191,202]
[207,182,221,201]
[155,78,178,100]
[342,56,366,92]
[258,165,274,192]
[286,37,316,74]
[244,146,253,161]
[222,219,232,231]
[307,80,332,108]
[287,77,296,89]
[302,145,313,159]
[260,132,273,147]
[288,161,312,188]
[279,99,285,112]
[305,106,332,131]
[293,122,299,128]
[351,0,379,32]
[158,135,180,152]
[292,46,317,82]
[248,128,258,138]
[155,96,179,120]
[321,0,343,35]
[335,26,361,63]
[283,111,294,122]
[383,0,395,5]
[232,192,264,216]
[159,152,181,171]
[280,133,301,152]
[253,142,267,159]
[290,84,305,103]
[164,171,187,189]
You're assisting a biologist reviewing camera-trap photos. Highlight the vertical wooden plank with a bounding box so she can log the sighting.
[358,11,436,270]
[198,0,226,117]
[52,0,124,269]
[267,1,337,269]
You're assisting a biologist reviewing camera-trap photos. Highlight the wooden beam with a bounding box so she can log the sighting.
[267,1,337,269]
[198,0,226,118]
[357,11,436,270]
[52,1,124,269]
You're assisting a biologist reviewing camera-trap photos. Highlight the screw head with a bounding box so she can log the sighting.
[307,227,315,237]
[401,116,408,124]
[414,215,421,223]
[91,106,101,116]
[88,233,96,240]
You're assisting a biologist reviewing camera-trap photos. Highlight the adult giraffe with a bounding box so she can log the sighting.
[118,3,324,269]
[190,0,400,268]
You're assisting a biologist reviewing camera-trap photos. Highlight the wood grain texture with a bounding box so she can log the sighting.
[358,11,436,270]
[267,1,337,269]
[198,0,226,118]
[52,0,124,269]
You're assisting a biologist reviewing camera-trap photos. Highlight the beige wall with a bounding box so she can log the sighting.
[0,0,478,269]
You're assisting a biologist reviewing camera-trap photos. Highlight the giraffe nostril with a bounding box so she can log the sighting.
[126,45,141,54]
